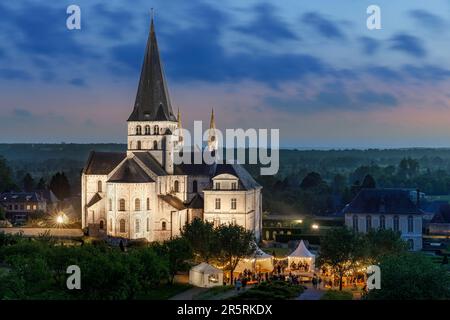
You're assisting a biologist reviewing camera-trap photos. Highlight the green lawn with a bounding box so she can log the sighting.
[193,285,234,300]
[321,290,353,300]
[136,284,193,300]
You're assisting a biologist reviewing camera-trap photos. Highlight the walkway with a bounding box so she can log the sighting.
[169,287,209,300]
[0,227,83,238]
[296,284,325,300]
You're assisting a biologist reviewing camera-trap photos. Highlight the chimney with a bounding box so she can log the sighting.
[416,189,420,207]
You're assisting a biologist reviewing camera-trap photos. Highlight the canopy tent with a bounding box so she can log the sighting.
[235,246,274,273]
[287,240,315,272]
[189,263,223,288]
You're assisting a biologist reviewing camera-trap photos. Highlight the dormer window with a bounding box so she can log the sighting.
[231,182,237,190]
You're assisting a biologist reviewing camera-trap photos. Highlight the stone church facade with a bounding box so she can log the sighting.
[81,18,262,242]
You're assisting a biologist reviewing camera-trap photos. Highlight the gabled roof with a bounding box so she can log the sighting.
[86,193,102,208]
[133,152,167,176]
[431,204,450,223]
[288,240,315,259]
[108,158,154,183]
[213,163,261,190]
[186,193,204,209]
[83,151,126,175]
[128,18,176,122]
[158,194,185,210]
[0,192,43,203]
[343,188,422,215]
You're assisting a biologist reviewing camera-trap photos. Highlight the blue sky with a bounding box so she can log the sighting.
[1,0,450,148]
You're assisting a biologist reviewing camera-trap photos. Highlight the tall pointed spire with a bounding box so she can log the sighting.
[209,108,215,129]
[128,13,176,122]
[208,108,218,152]
[177,108,182,128]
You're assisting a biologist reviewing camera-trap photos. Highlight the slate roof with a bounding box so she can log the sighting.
[108,158,154,183]
[186,193,204,209]
[158,194,186,210]
[430,204,450,223]
[128,18,176,122]
[0,192,43,203]
[84,151,126,175]
[86,193,102,208]
[133,152,167,176]
[343,188,422,215]
[213,163,261,190]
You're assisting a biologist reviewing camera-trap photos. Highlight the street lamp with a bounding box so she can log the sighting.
[312,223,319,230]
[56,215,64,224]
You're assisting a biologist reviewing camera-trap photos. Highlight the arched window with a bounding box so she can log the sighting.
[153,141,158,149]
[146,197,150,210]
[380,215,385,230]
[154,125,159,135]
[174,180,179,192]
[135,219,140,233]
[119,199,125,211]
[109,218,113,231]
[162,221,167,230]
[136,125,142,135]
[366,215,372,231]
[97,180,102,192]
[147,217,150,232]
[135,198,141,211]
[352,215,359,232]
[408,215,414,233]
[145,125,150,135]
[137,140,142,150]
[393,215,400,232]
[108,198,112,211]
[192,180,198,193]
[119,219,126,233]
[99,220,104,230]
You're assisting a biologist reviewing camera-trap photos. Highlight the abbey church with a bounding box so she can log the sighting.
[81,18,262,242]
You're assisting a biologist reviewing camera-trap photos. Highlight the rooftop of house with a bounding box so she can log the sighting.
[343,188,423,215]
[0,192,44,203]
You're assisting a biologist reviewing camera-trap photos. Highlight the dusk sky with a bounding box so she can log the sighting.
[1,0,450,148]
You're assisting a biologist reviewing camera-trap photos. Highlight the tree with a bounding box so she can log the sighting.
[0,156,16,192]
[361,174,376,189]
[300,172,323,189]
[317,227,362,291]
[216,224,255,284]
[363,229,407,264]
[365,253,450,300]
[0,206,5,220]
[49,172,71,200]
[181,218,218,262]
[153,237,192,284]
[22,173,34,192]
[36,178,46,191]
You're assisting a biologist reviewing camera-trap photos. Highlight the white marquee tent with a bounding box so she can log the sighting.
[235,246,274,273]
[189,263,223,288]
[287,240,315,272]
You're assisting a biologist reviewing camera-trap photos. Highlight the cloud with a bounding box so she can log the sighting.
[91,3,136,40]
[359,37,381,55]
[409,9,445,30]
[389,33,427,58]
[0,68,32,80]
[13,108,33,118]
[235,3,298,42]
[69,78,87,87]
[401,64,450,81]
[365,66,403,82]
[356,90,398,106]
[301,12,345,40]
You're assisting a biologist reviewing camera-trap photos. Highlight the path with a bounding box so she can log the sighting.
[169,287,209,300]
[296,284,325,300]
[0,227,83,238]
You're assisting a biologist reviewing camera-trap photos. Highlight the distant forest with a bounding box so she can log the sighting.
[2,144,450,216]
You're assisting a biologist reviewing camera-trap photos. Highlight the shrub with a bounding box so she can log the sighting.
[321,290,353,300]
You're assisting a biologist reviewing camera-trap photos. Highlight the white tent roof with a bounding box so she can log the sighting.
[254,246,273,260]
[288,240,315,258]
[190,262,222,274]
